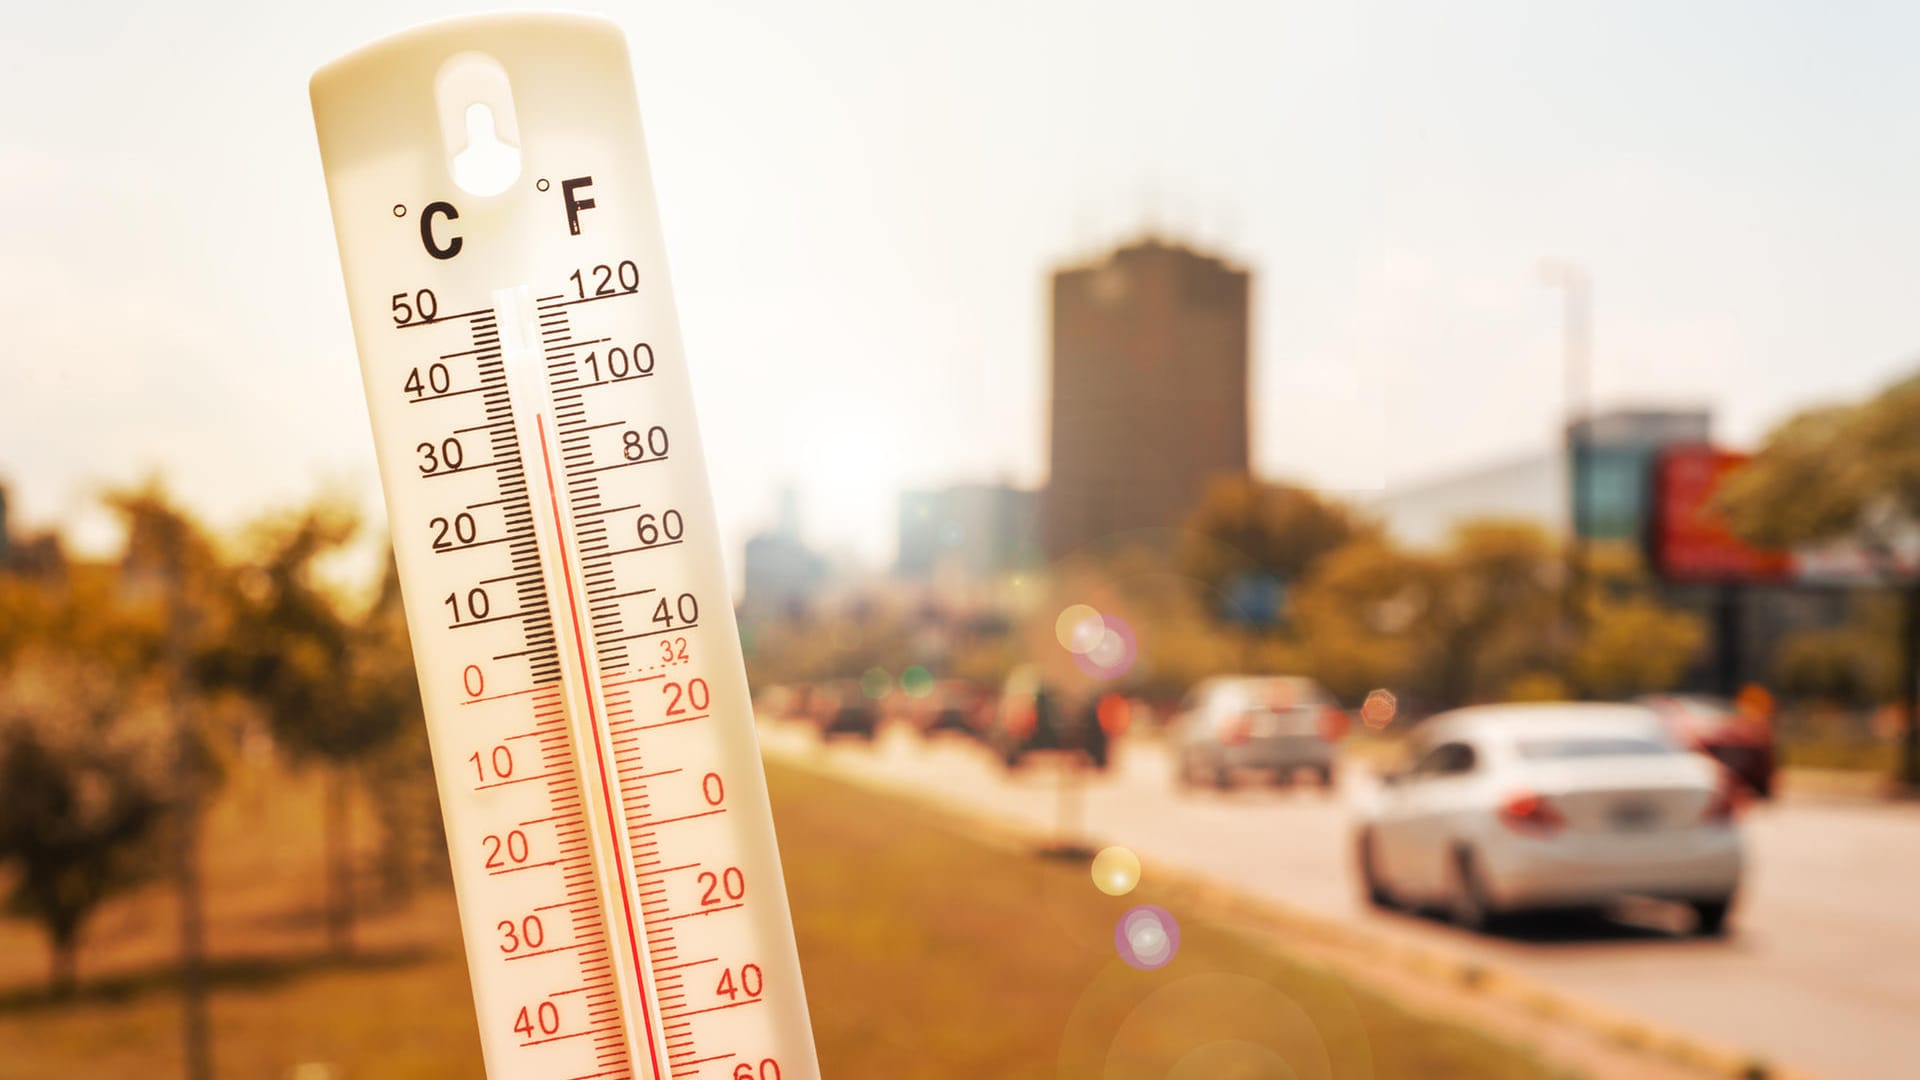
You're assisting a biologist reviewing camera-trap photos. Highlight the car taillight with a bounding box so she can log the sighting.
[1703,769,1743,824]
[1498,790,1565,836]
[1318,705,1350,742]
[1097,693,1130,736]
[1217,711,1252,745]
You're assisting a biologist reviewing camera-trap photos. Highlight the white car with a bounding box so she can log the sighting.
[1355,702,1743,935]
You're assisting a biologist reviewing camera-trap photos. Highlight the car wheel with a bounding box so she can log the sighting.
[1691,898,1733,937]
[1315,765,1335,789]
[1174,752,1196,790]
[1358,829,1395,909]
[1446,848,1498,932]
[1212,762,1234,791]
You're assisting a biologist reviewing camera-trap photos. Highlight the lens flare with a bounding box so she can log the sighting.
[1361,688,1398,729]
[901,665,934,698]
[1056,604,1105,654]
[1074,615,1137,679]
[1091,846,1142,896]
[860,667,891,700]
[1115,905,1180,970]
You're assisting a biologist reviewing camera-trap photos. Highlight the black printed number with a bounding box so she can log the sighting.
[404,363,451,398]
[652,593,699,629]
[430,512,478,550]
[417,438,465,474]
[391,289,438,325]
[582,343,656,382]
[568,260,640,299]
[622,426,670,462]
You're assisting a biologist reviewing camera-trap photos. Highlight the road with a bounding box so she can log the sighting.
[760,722,1920,1080]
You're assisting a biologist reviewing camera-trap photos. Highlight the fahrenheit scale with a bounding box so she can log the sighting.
[311,14,818,1079]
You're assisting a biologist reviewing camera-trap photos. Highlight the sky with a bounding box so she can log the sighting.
[5,0,1920,574]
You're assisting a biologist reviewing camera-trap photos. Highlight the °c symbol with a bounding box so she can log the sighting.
[536,178,550,192]
[392,203,406,217]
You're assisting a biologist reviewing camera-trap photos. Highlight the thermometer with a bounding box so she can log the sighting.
[310,14,819,1079]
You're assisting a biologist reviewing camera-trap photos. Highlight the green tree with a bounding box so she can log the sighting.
[352,560,435,904]
[227,504,409,953]
[0,650,172,994]
[1288,524,1701,712]
[0,486,243,1014]
[1718,372,1920,784]
[1421,522,1566,708]
[1568,545,1707,699]
[1772,625,1892,709]
[1179,477,1368,622]
[1290,537,1436,705]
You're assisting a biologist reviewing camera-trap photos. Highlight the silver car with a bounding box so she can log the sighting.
[1172,676,1346,790]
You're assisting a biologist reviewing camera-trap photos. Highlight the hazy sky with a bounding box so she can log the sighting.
[5,1,1920,571]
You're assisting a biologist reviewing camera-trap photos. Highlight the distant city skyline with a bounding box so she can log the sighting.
[8,2,1920,572]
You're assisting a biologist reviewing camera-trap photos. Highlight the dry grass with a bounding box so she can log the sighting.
[0,758,1570,1079]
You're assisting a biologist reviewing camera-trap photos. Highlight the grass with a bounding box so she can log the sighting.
[0,758,1572,1079]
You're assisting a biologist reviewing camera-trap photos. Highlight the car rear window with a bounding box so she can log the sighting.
[1516,736,1679,760]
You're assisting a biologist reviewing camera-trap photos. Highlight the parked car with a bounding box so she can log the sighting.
[912,679,989,739]
[986,665,1118,770]
[805,680,879,742]
[1171,676,1348,790]
[1637,692,1776,798]
[1355,702,1744,935]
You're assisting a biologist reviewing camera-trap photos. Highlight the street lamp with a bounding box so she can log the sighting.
[1538,260,1592,653]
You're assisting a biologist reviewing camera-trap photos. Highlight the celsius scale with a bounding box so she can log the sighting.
[310,14,819,1079]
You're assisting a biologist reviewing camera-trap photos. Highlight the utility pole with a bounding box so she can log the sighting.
[1540,261,1592,667]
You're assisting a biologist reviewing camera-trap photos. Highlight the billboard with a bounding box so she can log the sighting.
[1646,446,1794,585]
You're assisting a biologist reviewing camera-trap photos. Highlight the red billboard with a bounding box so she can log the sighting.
[1648,446,1794,584]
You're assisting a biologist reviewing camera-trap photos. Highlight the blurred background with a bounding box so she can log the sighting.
[4,2,1920,1078]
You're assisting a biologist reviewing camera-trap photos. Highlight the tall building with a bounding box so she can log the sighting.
[1045,238,1250,556]
[895,483,1040,581]
[739,487,827,622]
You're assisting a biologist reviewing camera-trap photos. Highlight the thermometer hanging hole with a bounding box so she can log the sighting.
[452,102,522,196]
[435,51,523,198]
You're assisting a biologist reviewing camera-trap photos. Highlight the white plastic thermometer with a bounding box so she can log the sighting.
[311,14,818,1080]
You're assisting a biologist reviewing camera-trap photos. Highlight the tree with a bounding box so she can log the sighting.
[0,485,237,1028]
[352,560,435,904]
[1419,522,1566,709]
[104,484,239,1080]
[1289,537,1436,705]
[1570,546,1706,698]
[226,504,409,953]
[0,650,171,994]
[1179,477,1368,624]
[1287,523,1702,713]
[1718,372,1920,785]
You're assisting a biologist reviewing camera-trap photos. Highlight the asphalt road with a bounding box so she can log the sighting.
[760,722,1920,1080]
